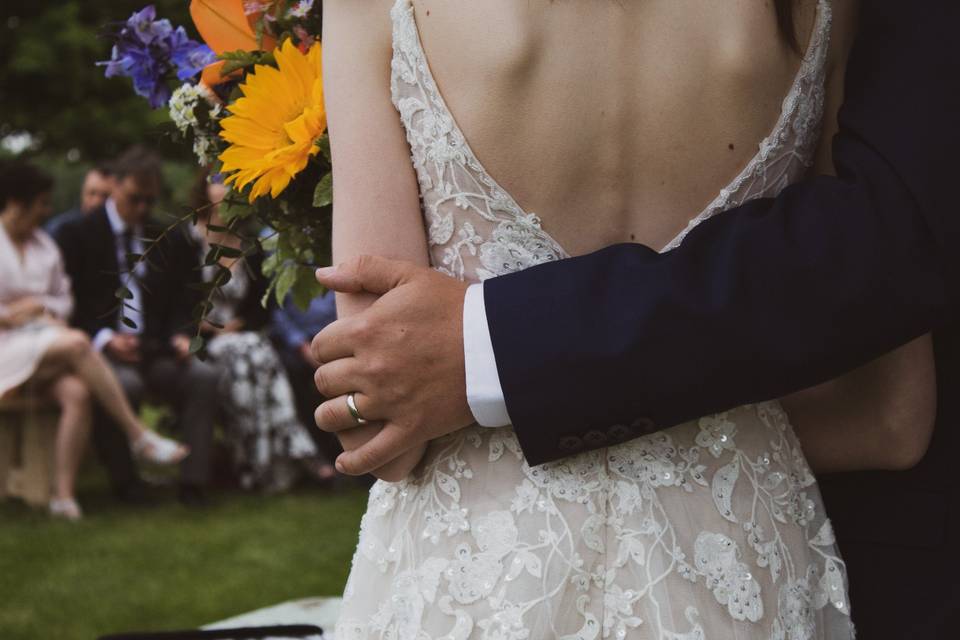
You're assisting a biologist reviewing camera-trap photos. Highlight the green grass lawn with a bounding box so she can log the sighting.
[0,466,369,640]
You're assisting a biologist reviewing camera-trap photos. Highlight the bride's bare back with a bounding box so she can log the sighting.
[409,0,844,255]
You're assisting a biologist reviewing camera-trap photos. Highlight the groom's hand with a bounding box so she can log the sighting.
[312,255,475,475]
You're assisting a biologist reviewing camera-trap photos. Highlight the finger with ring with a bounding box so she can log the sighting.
[315,392,376,432]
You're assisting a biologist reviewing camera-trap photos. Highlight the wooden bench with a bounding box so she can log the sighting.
[0,384,59,508]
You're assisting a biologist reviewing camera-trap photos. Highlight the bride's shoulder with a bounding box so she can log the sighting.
[322,0,396,55]
[322,0,397,30]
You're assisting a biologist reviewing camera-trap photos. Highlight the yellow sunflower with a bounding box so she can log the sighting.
[219,39,326,201]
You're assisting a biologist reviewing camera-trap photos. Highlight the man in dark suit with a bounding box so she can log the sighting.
[309,1,958,637]
[55,147,221,506]
[44,164,113,237]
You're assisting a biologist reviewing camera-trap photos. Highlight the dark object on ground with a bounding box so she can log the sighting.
[98,624,324,639]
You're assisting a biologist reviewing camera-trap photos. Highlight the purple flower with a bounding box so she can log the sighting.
[169,29,216,81]
[100,5,214,109]
[128,5,172,46]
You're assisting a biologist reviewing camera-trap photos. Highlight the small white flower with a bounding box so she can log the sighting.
[169,83,222,165]
[696,413,738,458]
[287,0,314,19]
[168,83,205,133]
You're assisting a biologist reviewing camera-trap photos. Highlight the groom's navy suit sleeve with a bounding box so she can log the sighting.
[484,0,959,466]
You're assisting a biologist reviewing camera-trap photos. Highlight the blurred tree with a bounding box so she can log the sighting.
[0,2,197,163]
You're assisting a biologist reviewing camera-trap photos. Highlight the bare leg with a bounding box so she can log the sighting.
[48,375,92,501]
[35,330,145,441]
[34,329,188,463]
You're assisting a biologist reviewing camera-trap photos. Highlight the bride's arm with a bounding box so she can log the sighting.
[782,337,936,473]
[783,0,936,473]
[322,0,430,481]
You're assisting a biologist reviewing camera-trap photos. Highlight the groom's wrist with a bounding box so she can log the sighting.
[463,283,511,427]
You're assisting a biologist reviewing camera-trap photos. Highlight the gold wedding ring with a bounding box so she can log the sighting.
[346,392,368,425]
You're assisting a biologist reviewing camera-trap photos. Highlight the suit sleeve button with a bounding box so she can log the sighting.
[631,417,657,434]
[583,430,608,446]
[558,435,583,451]
[608,424,631,440]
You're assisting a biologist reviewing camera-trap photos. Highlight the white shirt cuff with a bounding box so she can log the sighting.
[463,283,511,427]
[92,328,116,352]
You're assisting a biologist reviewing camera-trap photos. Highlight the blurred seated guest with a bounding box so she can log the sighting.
[190,172,333,491]
[44,164,113,236]
[0,161,188,520]
[54,147,220,507]
[270,288,343,467]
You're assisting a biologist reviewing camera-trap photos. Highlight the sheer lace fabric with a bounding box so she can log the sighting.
[336,1,854,638]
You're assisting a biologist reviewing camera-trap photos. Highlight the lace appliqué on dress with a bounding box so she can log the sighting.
[337,1,853,639]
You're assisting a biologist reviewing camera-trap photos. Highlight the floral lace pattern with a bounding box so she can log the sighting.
[336,1,853,638]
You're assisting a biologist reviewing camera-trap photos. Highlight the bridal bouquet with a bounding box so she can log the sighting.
[100,1,330,335]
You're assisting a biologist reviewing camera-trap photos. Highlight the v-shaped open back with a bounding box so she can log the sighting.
[389,0,831,281]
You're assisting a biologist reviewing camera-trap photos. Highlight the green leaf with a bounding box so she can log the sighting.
[219,50,256,62]
[211,244,244,258]
[115,286,134,300]
[203,247,220,266]
[216,265,233,285]
[221,198,253,223]
[260,250,280,277]
[317,134,331,163]
[273,263,299,308]
[291,268,324,311]
[260,233,279,252]
[188,336,205,355]
[218,49,260,75]
[192,301,214,321]
[261,278,278,309]
[312,172,333,208]
[121,316,138,330]
[220,60,249,75]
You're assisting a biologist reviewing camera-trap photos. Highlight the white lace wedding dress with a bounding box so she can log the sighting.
[336,1,854,638]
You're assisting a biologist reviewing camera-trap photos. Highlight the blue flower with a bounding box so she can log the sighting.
[128,5,172,46]
[100,5,213,109]
[169,29,216,82]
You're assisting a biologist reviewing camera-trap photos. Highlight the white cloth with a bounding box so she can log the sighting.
[0,223,73,395]
[93,198,145,351]
[462,283,511,427]
[337,2,853,639]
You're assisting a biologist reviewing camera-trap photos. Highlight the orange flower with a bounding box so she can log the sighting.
[190,0,277,86]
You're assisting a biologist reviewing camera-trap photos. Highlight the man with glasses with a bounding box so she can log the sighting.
[55,147,222,507]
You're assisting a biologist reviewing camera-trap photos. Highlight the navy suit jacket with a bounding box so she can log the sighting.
[54,207,202,358]
[483,1,958,637]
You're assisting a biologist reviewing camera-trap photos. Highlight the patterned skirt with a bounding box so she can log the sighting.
[208,331,318,491]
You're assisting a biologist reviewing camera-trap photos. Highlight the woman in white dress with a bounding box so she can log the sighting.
[0,162,189,520]
[324,1,934,637]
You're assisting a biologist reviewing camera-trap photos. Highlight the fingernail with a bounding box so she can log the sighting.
[335,458,346,473]
[316,266,336,279]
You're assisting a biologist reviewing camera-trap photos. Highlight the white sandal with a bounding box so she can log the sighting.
[132,430,190,465]
[49,497,83,521]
